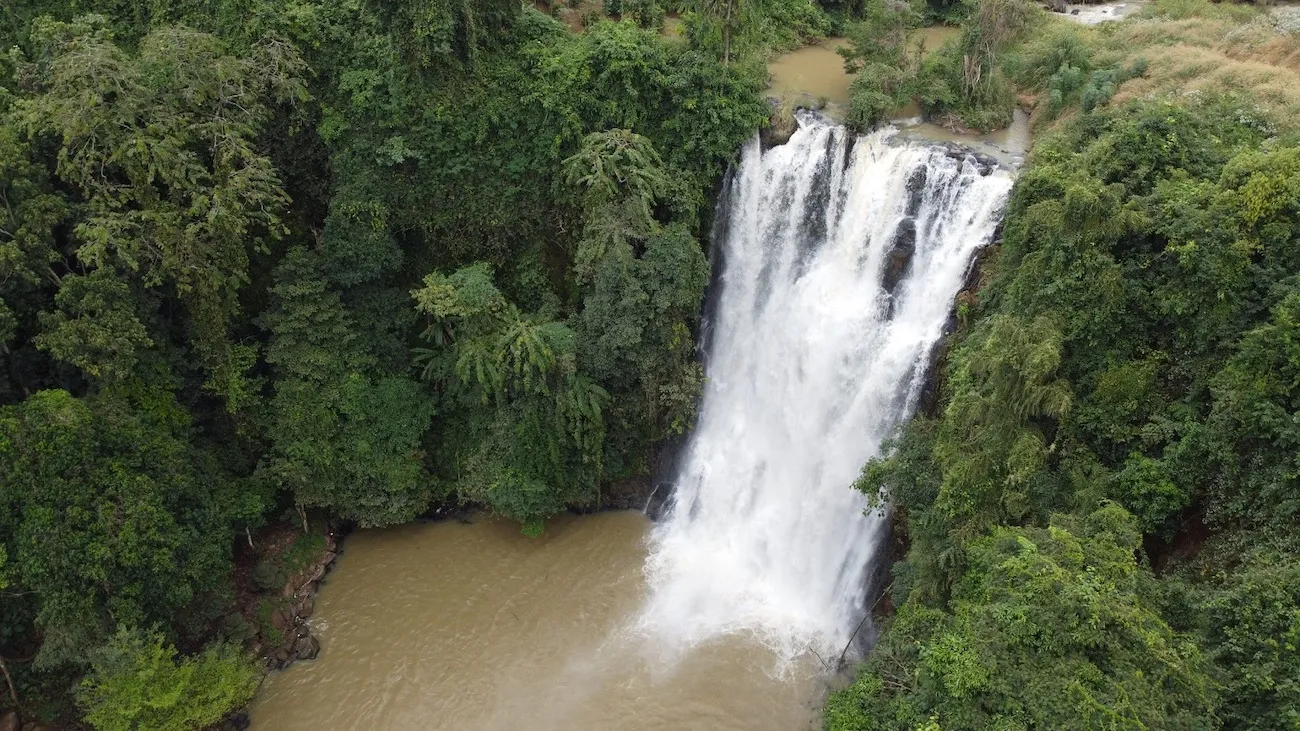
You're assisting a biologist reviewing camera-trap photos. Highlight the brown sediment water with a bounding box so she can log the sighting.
[767,37,854,112]
[895,107,1033,166]
[765,28,959,116]
[911,25,960,53]
[766,31,1032,165]
[248,511,823,731]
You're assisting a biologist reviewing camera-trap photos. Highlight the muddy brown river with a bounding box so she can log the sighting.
[249,512,824,730]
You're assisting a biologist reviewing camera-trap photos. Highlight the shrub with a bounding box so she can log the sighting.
[251,560,283,592]
[846,62,913,131]
[78,627,259,731]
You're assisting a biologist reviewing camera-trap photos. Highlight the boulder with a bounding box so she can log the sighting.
[881,218,918,297]
[293,635,321,661]
[298,563,326,593]
[904,166,928,216]
[1,711,17,731]
[1049,0,1068,12]
[296,595,315,619]
[270,609,291,632]
[761,102,800,149]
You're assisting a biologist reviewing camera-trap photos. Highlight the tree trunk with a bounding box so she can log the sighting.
[723,0,733,65]
[0,654,20,714]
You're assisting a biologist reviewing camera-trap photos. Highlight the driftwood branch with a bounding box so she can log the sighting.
[0,654,20,715]
[836,580,893,669]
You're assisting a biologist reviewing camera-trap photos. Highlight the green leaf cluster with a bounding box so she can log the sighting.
[77,627,258,731]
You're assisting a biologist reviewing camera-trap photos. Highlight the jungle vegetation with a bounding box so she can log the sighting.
[827,0,1300,728]
[0,0,804,723]
[1,0,1298,726]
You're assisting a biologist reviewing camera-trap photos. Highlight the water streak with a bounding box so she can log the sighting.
[640,112,1013,661]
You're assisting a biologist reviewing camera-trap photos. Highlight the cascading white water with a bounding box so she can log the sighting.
[639,112,1013,661]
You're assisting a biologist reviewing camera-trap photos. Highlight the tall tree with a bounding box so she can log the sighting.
[0,389,242,668]
[260,248,434,527]
[14,17,307,412]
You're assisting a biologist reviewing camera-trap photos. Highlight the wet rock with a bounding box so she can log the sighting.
[1,711,17,731]
[761,110,799,149]
[296,595,315,619]
[294,635,321,661]
[1049,0,1068,12]
[320,551,337,567]
[918,334,950,416]
[300,563,327,590]
[274,648,291,663]
[271,608,291,632]
[230,710,251,730]
[1071,8,1081,13]
[881,218,917,296]
[904,166,928,216]
[972,152,998,174]
[602,475,654,511]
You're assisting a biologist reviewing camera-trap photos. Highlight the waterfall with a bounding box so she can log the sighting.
[638,112,1013,662]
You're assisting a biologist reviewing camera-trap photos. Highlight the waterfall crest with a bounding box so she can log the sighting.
[638,112,1013,661]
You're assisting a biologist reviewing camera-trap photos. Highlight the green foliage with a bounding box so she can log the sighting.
[261,248,434,527]
[252,560,284,592]
[413,263,609,528]
[628,0,667,30]
[828,506,1217,730]
[13,18,306,410]
[77,627,258,731]
[841,93,1300,730]
[0,389,244,668]
[363,0,520,68]
[0,0,770,719]
[34,270,151,383]
[1188,539,1300,731]
[838,0,922,130]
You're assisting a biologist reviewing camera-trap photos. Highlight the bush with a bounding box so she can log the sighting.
[78,628,259,731]
[627,0,665,29]
[762,0,833,51]
[1194,542,1300,731]
[251,560,283,592]
[825,506,1218,730]
[846,62,913,131]
[218,613,257,643]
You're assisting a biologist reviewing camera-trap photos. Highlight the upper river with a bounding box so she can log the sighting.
[249,512,824,730]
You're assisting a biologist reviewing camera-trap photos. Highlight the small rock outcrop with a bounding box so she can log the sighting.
[904,166,928,217]
[881,218,918,297]
[260,532,338,672]
[761,102,800,149]
[1,710,18,731]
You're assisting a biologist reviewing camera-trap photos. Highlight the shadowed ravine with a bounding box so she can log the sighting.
[249,115,1011,730]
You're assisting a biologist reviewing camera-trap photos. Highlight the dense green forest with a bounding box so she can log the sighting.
[0,0,801,723]
[826,1,1300,729]
[2,0,1299,725]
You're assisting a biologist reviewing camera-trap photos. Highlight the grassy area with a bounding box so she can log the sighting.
[1013,0,1300,131]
